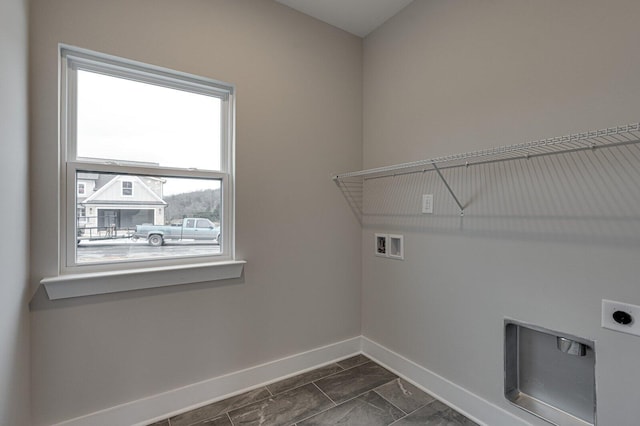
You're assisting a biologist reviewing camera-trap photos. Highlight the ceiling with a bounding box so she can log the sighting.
[275,0,415,37]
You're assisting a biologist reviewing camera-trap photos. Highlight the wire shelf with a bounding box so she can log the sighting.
[333,122,640,217]
[333,123,640,181]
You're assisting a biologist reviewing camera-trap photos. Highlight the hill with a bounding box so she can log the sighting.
[163,188,221,224]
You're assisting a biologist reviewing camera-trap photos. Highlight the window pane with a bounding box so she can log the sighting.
[76,171,222,264]
[76,70,222,170]
[196,219,211,228]
[122,181,133,196]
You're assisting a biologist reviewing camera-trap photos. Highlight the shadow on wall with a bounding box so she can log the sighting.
[338,144,640,247]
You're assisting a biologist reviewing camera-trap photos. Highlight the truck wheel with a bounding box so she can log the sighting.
[148,234,163,247]
[217,233,221,245]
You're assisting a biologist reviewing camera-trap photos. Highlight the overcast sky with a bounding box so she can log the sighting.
[76,70,222,195]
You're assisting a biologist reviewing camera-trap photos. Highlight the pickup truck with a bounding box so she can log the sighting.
[133,218,221,246]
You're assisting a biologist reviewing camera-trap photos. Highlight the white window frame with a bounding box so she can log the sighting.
[43,45,244,297]
[121,180,134,197]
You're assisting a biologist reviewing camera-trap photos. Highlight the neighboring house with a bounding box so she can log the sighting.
[77,173,167,231]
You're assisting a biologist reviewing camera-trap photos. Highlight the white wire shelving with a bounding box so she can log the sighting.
[333,122,640,217]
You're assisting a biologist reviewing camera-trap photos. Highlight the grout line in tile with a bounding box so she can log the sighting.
[372,388,408,416]
[268,361,368,399]
[309,360,375,388]
[335,378,395,406]
[311,382,337,406]
[407,397,438,416]
[267,363,345,397]
[292,398,336,425]
[172,360,393,426]
[226,383,337,426]
[387,414,407,426]
[304,375,398,417]
[297,377,400,426]
[335,356,371,370]
[340,360,372,371]
[231,387,273,412]
[386,398,440,426]
[407,398,438,414]
[178,387,273,426]
[223,401,267,423]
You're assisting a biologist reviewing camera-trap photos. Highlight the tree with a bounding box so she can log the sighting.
[164,188,221,223]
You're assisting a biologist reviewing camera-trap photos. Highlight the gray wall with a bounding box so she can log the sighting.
[362,1,640,425]
[29,1,362,424]
[0,0,31,424]
[28,1,640,424]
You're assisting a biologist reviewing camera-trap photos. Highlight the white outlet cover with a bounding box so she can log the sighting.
[422,194,433,214]
[602,299,640,337]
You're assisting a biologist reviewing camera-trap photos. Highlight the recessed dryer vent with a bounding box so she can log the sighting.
[505,320,596,426]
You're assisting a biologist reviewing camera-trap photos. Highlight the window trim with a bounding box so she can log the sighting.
[121,180,134,197]
[41,260,246,300]
[46,44,241,295]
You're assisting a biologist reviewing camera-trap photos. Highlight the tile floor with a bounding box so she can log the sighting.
[147,355,478,426]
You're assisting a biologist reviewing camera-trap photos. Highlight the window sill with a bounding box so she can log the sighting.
[40,260,246,300]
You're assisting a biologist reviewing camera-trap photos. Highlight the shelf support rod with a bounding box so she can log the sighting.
[432,162,464,216]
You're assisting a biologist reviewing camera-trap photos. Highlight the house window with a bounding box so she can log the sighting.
[121,181,133,196]
[60,46,235,272]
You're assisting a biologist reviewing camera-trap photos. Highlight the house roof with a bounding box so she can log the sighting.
[82,175,167,206]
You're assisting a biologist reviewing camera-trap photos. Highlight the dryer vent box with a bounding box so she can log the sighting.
[505,321,596,425]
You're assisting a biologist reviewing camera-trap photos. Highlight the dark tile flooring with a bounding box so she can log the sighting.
[148,355,479,426]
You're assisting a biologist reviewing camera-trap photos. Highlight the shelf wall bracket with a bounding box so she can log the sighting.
[432,162,465,216]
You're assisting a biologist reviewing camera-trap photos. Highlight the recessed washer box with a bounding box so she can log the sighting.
[505,320,596,426]
[374,233,404,260]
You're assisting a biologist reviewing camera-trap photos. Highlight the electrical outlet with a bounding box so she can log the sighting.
[422,194,433,214]
[602,299,640,337]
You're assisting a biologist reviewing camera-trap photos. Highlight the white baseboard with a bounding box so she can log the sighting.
[53,335,529,426]
[361,336,530,426]
[52,336,362,426]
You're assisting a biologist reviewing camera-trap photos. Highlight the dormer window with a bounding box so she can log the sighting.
[122,181,133,196]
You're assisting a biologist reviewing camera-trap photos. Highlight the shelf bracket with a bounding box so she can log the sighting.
[432,162,464,216]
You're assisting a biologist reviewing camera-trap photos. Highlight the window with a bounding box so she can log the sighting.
[196,219,212,228]
[121,181,133,196]
[59,46,236,274]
